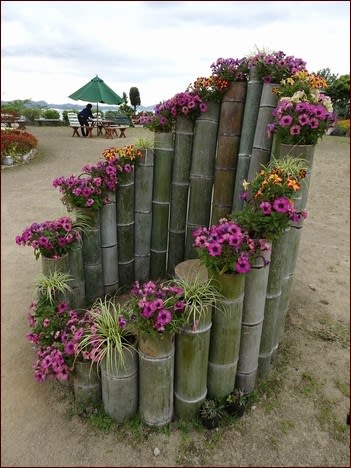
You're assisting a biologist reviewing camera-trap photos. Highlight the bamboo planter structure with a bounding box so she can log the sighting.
[138,332,175,427]
[81,210,104,306]
[247,82,279,181]
[150,131,174,279]
[207,272,245,399]
[232,66,263,212]
[100,192,118,295]
[134,149,154,281]
[185,102,220,259]
[168,116,194,276]
[211,81,247,224]
[236,248,271,393]
[174,259,212,420]
[116,172,135,288]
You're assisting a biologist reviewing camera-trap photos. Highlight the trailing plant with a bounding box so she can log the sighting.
[16,215,82,260]
[193,218,269,275]
[26,273,94,382]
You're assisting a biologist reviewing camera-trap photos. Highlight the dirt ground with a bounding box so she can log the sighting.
[1,127,350,467]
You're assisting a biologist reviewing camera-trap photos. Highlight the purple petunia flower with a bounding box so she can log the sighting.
[273,197,290,213]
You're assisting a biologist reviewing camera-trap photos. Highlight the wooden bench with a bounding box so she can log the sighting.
[67,112,93,138]
[104,114,131,138]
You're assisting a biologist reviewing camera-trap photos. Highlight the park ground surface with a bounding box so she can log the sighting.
[1,127,350,467]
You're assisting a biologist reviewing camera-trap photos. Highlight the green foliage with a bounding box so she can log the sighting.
[133,137,153,149]
[41,109,60,119]
[199,399,223,419]
[1,99,31,115]
[22,107,41,123]
[326,74,350,118]
[171,275,221,329]
[78,297,136,373]
[35,271,73,304]
[119,103,134,117]
[129,87,141,112]
[317,69,350,118]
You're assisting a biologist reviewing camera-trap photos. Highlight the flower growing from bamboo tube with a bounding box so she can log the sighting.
[232,157,309,241]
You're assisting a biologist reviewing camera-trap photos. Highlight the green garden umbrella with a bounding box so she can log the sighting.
[68,75,123,120]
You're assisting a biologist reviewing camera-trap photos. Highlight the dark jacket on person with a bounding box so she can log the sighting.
[78,107,93,120]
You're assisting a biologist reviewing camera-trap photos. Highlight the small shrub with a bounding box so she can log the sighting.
[1,129,38,157]
[331,119,350,136]
[41,109,60,119]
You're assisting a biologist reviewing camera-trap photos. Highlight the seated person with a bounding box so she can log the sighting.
[78,104,93,136]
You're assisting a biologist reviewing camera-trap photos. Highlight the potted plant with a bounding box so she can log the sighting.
[247,49,306,84]
[224,388,249,417]
[77,296,138,423]
[52,145,143,212]
[129,279,186,426]
[232,156,309,241]
[193,218,268,400]
[199,399,223,429]
[16,215,82,276]
[172,273,223,420]
[267,70,336,146]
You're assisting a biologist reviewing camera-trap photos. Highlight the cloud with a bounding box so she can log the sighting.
[1,1,350,106]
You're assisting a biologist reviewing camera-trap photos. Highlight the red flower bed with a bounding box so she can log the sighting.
[1,129,38,156]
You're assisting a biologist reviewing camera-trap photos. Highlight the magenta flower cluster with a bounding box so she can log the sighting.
[52,157,133,211]
[137,91,208,132]
[193,218,269,275]
[210,57,249,81]
[16,216,81,260]
[268,94,336,145]
[130,280,186,334]
[247,50,306,83]
[27,300,96,382]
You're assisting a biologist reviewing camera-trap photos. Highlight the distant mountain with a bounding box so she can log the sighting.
[1,100,155,113]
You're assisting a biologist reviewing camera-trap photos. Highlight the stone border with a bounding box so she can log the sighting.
[1,148,38,169]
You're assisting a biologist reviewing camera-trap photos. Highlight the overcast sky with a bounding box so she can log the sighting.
[1,1,350,107]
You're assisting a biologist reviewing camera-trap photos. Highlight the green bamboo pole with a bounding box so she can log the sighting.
[232,66,263,211]
[150,131,174,280]
[185,102,220,259]
[211,81,247,224]
[247,82,279,181]
[116,172,135,288]
[271,143,316,355]
[100,191,118,295]
[134,149,154,281]
[257,229,290,379]
[81,210,104,306]
[207,272,245,399]
[167,115,194,276]
[174,259,212,420]
[236,248,271,393]
[68,240,86,308]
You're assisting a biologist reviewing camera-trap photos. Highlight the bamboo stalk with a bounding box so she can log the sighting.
[212,81,247,224]
[168,115,194,275]
[232,66,263,211]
